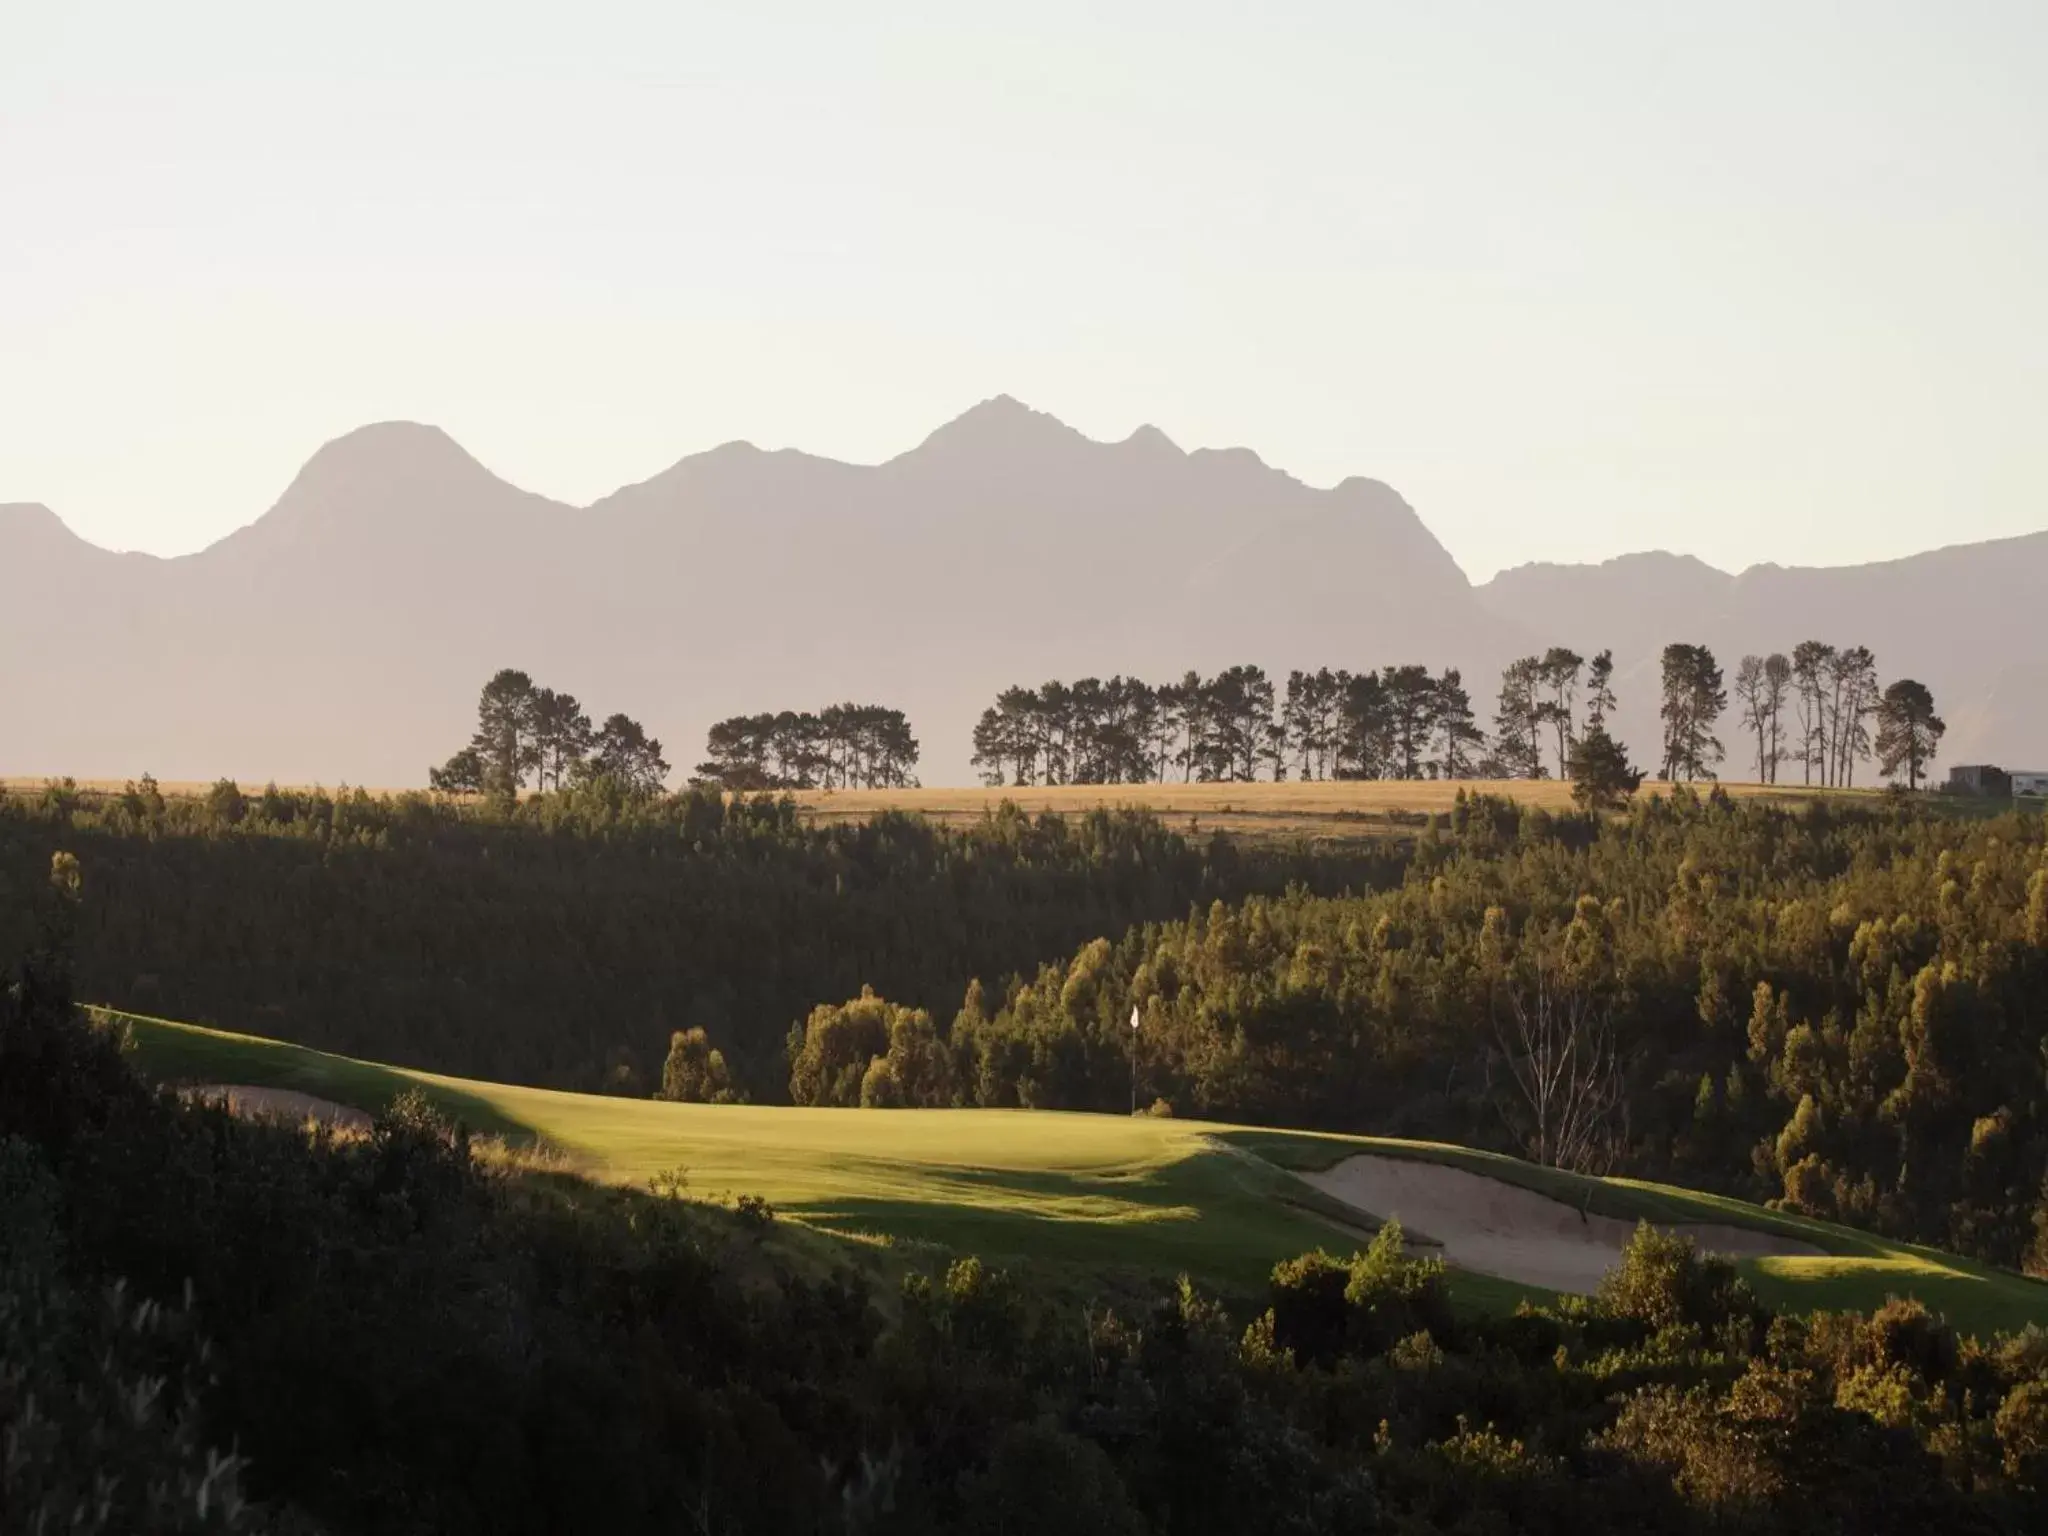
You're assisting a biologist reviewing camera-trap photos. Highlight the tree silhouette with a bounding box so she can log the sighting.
[1431,669,1485,779]
[1875,678,1945,790]
[1658,644,1725,781]
[1568,727,1643,810]
[585,713,669,794]
[532,689,595,792]
[1539,647,1583,778]
[446,668,539,795]
[1827,646,1880,787]
[1493,658,1547,779]
[1380,666,1438,781]
[1791,641,1835,785]
[1584,649,1618,732]
[701,704,919,789]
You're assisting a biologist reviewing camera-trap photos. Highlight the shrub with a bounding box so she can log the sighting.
[658,1026,743,1103]
[1262,1221,1453,1367]
[205,778,247,827]
[1597,1223,1759,1336]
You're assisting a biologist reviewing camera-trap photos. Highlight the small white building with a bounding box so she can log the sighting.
[2013,771,2048,798]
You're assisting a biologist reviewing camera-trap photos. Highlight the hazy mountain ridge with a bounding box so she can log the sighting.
[5,398,2042,785]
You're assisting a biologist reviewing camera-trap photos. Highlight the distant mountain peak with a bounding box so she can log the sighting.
[908,395,1089,460]
[189,421,546,561]
[278,420,529,517]
[294,421,486,487]
[1122,423,1182,455]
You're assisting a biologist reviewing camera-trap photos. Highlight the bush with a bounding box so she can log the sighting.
[205,778,247,827]
[658,1026,743,1103]
[1262,1221,1452,1366]
[1598,1223,1759,1336]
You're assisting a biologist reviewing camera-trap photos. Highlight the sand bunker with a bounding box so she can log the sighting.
[184,1083,373,1133]
[1303,1154,1820,1295]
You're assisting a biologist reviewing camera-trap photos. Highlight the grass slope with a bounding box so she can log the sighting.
[113,1011,2048,1336]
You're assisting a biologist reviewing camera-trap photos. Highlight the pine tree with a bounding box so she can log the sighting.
[1380,666,1438,781]
[584,713,670,794]
[1539,647,1583,778]
[1762,654,1791,783]
[1335,671,1390,779]
[1828,646,1880,787]
[1791,641,1835,785]
[1734,656,1772,782]
[1874,678,1944,790]
[1493,658,1547,779]
[1658,644,1725,781]
[532,688,595,791]
[428,747,486,794]
[1568,727,1643,809]
[1584,649,1618,732]
[469,669,539,795]
[1431,669,1485,779]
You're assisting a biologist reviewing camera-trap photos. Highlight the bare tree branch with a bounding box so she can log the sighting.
[1489,966,1625,1174]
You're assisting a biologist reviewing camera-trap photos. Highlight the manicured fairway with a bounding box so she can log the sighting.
[113,1010,2048,1334]
[113,1010,1403,1299]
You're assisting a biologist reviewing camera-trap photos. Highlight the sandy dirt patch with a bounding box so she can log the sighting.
[184,1083,373,1133]
[1303,1154,1820,1295]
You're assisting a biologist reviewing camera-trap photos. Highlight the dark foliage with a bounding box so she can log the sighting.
[802,791,2048,1265]
[8,960,2048,1531]
[0,782,1397,1096]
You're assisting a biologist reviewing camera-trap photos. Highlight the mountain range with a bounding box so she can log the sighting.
[5,396,2044,787]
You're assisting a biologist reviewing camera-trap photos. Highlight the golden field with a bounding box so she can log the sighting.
[780,779,1862,843]
[3,773,1867,845]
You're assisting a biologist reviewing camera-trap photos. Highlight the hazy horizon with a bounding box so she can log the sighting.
[6,2,2045,582]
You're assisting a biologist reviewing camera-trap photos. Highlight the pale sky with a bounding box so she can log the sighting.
[4,2,2043,581]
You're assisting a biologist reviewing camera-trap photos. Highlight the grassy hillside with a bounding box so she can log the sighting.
[114,1009,2048,1336]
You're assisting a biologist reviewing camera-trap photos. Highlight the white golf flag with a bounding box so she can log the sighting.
[1130,1004,1140,1032]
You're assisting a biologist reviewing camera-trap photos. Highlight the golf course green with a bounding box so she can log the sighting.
[109,1008,2048,1337]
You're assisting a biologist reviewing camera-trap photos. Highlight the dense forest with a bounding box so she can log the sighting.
[776,790,2048,1270]
[963,642,1945,790]
[9,925,2048,1533]
[0,778,1396,1094]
